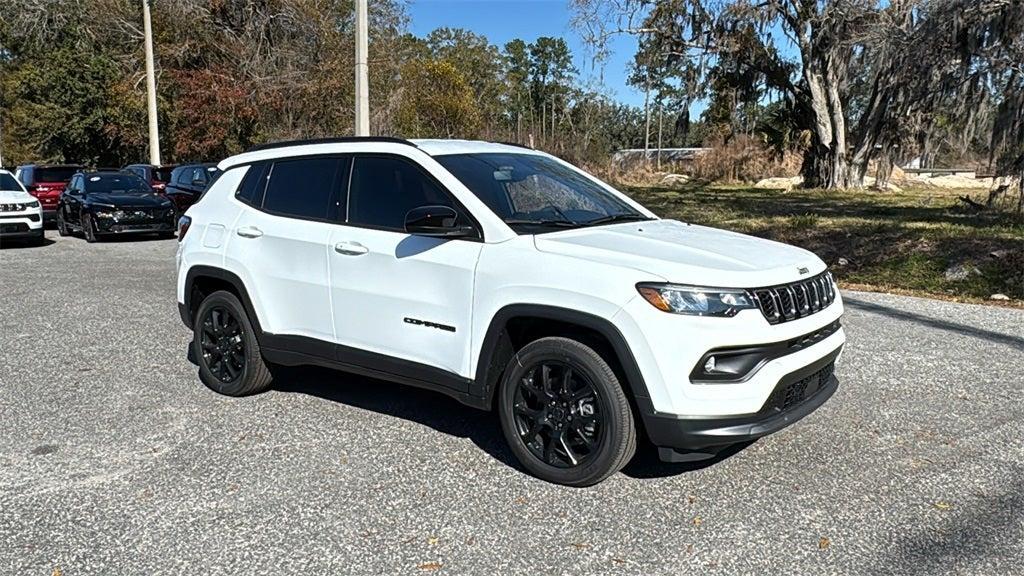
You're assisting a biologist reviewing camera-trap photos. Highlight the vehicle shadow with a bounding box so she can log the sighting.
[620,439,755,479]
[271,364,748,481]
[0,237,55,249]
[271,365,521,470]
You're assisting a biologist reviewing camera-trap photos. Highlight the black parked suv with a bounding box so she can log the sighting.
[164,163,220,216]
[56,172,177,242]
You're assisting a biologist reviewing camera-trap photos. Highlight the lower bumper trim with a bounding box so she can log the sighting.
[642,348,841,457]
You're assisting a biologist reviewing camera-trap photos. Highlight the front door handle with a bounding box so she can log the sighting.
[236,226,263,238]
[334,241,369,256]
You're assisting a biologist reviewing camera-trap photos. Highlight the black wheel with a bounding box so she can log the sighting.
[28,230,45,246]
[56,211,69,236]
[83,214,100,243]
[193,290,273,396]
[498,337,636,486]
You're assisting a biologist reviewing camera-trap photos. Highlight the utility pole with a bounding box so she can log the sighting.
[354,0,370,136]
[142,0,161,165]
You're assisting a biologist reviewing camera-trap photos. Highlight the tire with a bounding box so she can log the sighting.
[83,214,100,243]
[56,211,69,237]
[28,230,45,246]
[192,290,273,396]
[498,336,636,487]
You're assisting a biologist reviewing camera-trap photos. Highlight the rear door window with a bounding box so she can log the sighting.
[262,157,347,221]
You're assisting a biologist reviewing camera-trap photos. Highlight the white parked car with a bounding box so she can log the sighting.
[175,138,845,486]
[0,169,45,246]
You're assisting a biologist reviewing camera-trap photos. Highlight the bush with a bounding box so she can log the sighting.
[691,135,802,183]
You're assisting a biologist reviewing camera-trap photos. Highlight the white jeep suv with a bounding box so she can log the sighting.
[176,138,845,486]
[0,169,45,246]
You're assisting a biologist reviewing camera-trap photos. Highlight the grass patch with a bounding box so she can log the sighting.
[618,182,1024,302]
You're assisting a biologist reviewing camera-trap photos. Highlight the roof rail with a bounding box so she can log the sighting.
[496,141,533,149]
[245,136,418,153]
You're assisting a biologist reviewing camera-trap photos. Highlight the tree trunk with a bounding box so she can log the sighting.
[800,55,852,189]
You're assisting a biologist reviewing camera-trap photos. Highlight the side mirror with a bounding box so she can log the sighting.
[405,205,476,238]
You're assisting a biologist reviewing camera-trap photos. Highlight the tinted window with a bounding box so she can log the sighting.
[37,167,79,183]
[154,167,174,183]
[348,156,453,230]
[263,157,344,220]
[235,163,269,206]
[83,174,152,193]
[0,173,23,191]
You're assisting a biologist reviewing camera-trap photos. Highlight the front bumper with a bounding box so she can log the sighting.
[0,212,45,238]
[94,216,175,234]
[643,348,840,460]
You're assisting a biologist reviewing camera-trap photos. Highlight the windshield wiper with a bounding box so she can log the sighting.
[504,218,578,227]
[582,213,652,227]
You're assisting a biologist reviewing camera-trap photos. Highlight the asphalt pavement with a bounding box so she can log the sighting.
[1,231,1022,575]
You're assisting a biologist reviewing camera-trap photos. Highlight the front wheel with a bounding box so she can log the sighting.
[56,211,69,236]
[498,337,636,487]
[82,214,100,243]
[192,290,273,396]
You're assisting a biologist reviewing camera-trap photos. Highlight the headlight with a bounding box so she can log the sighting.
[94,210,125,219]
[637,283,757,317]
[26,200,40,209]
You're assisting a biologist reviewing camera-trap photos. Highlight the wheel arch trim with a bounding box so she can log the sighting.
[472,304,653,414]
[182,265,263,336]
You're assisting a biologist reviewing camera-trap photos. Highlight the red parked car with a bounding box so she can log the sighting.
[14,164,85,222]
[123,164,177,193]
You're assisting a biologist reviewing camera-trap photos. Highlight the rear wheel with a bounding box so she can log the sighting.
[498,337,636,486]
[193,290,273,396]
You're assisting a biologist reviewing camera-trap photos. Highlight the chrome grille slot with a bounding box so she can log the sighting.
[750,271,836,325]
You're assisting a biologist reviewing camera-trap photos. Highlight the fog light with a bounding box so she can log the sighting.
[704,356,717,373]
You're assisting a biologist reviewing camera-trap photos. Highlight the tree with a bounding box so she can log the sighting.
[572,0,1024,190]
[396,59,481,138]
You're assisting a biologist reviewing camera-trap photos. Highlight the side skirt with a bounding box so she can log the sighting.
[260,333,488,410]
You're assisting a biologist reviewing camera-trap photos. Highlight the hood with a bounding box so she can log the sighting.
[533,219,826,288]
[86,192,172,208]
[0,189,34,203]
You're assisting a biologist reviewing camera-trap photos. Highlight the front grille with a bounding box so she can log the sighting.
[760,361,834,414]
[751,271,836,324]
[0,203,29,212]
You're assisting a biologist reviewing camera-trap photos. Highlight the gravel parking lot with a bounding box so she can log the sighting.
[1,231,1022,575]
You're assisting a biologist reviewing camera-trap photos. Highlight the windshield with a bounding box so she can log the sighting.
[37,167,79,183]
[0,173,24,191]
[84,174,153,194]
[435,153,650,233]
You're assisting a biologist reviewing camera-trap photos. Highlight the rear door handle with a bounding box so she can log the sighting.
[236,226,263,238]
[334,241,369,256]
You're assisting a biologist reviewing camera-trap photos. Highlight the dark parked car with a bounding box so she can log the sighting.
[14,164,85,221]
[164,163,220,215]
[123,163,177,193]
[56,172,177,242]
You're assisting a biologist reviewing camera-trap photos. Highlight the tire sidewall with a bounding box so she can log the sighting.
[498,339,630,486]
[193,291,259,396]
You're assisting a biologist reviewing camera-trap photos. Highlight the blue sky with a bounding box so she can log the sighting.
[407,0,643,106]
